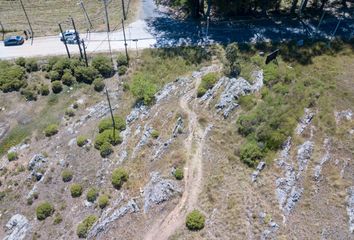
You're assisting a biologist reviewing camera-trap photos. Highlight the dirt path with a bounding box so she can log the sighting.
[144,79,208,240]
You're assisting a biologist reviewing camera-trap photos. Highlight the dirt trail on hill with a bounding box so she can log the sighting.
[144,78,208,240]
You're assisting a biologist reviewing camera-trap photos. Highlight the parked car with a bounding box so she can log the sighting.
[59,29,78,44]
[4,36,25,46]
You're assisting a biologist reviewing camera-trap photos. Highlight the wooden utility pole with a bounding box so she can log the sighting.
[79,1,93,29]
[81,39,88,67]
[121,0,126,20]
[59,23,71,59]
[19,0,34,45]
[71,17,84,60]
[122,19,129,65]
[105,88,116,141]
[0,21,4,41]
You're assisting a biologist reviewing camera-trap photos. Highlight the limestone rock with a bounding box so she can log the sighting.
[251,161,266,182]
[296,108,315,135]
[4,214,30,240]
[347,187,354,233]
[28,154,47,181]
[143,172,181,212]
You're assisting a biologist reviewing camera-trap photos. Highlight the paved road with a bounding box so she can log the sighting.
[0,0,353,59]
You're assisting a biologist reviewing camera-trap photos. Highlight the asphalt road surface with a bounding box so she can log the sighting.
[0,0,353,59]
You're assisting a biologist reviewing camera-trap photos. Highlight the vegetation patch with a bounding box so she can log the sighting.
[44,124,59,137]
[7,152,18,161]
[186,210,205,231]
[111,168,128,189]
[70,183,83,198]
[98,194,109,209]
[86,188,98,202]
[197,72,219,97]
[77,136,88,147]
[36,202,54,220]
[76,215,98,238]
[61,169,73,182]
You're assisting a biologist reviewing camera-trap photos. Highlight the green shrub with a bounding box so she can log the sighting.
[40,84,50,95]
[151,129,159,139]
[15,57,26,67]
[36,202,54,220]
[174,168,184,180]
[197,86,207,98]
[100,142,113,158]
[94,129,122,149]
[0,62,26,92]
[49,71,61,81]
[65,109,75,117]
[61,169,73,182]
[7,152,18,161]
[44,124,58,137]
[118,65,128,76]
[74,66,99,84]
[76,215,97,238]
[111,168,128,189]
[70,183,83,198]
[197,73,218,98]
[186,210,205,231]
[239,95,256,111]
[98,116,126,133]
[130,73,157,105]
[98,194,109,209]
[77,136,88,147]
[61,70,75,86]
[25,59,38,72]
[92,55,114,78]
[47,56,61,71]
[93,78,105,92]
[20,87,38,101]
[51,81,63,94]
[240,141,264,168]
[225,43,241,76]
[117,54,128,66]
[86,188,98,202]
[52,58,71,76]
[53,213,63,225]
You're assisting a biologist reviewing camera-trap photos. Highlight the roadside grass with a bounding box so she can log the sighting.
[0,0,136,37]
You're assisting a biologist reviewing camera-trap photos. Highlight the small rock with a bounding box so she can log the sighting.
[4,214,30,240]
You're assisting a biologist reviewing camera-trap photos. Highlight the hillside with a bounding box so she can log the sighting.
[0,41,353,240]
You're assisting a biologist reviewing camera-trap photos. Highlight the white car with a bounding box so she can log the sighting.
[59,29,78,43]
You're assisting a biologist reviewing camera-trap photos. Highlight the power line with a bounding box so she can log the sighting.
[58,23,71,59]
[79,1,93,29]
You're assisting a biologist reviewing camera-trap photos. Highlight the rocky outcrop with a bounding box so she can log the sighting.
[28,154,47,181]
[259,212,279,240]
[347,187,354,233]
[314,138,331,181]
[87,199,139,239]
[4,214,30,240]
[275,139,314,216]
[251,161,266,182]
[0,122,10,140]
[143,172,181,212]
[335,109,353,124]
[126,102,148,124]
[296,108,315,135]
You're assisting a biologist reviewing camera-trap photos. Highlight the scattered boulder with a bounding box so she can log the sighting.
[87,199,139,239]
[172,117,184,137]
[251,161,266,182]
[28,154,47,181]
[4,214,30,240]
[143,172,181,212]
[335,109,353,124]
[126,102,148,124]
[295,108,315,135]
[347,187,354,233]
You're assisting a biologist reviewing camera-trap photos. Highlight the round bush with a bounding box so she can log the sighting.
[98,194,109,209]
[100,142,113,158]
[61,71,75,86]
[15,57,26,67]
[49,71,60,81]
[40,84,50,96]
[61,169,73,182]
[74,66,99,84]
[51,81,63,94]
[98,116,126,133]
[186,210,205,231]
[151,129,159,139]
[174,168,184,180]
[197,86,207,98]
[76,215,98,238]
[25,59,39,72]
[86,188,98,202]
[93,78,105,92]
[118,65,127,76]
[44,124,58,137]
[70,183,83,198]
[240,141,264,168]
[7,152,18,161]
[94,129,122,150]
[36,202,54,220]
[116,54,128,66]
[91,55,114,78]
[77,136,88,147]
[111,168,128,189]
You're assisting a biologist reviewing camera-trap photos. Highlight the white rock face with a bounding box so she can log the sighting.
[347,187,354,233]
[313,138,331,181]
[4,214,30,240]
[296,108,315,135]
[335,109,353,124]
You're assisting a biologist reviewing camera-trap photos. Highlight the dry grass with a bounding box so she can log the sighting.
[0,0,138,37]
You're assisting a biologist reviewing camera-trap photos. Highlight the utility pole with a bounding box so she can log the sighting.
[105,88,116,141]
[59,23,71,59]
[0,21,4,41]
[103,0,110,32]
[122,19,129,65]
[121,0,127,20]
[206,16,210,43]
[19,0,34,45]
[70,17,83,60]
[81,39,88,67]
[79,1,93,29]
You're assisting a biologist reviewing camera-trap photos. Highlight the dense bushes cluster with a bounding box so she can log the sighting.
[0,61,26,92]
